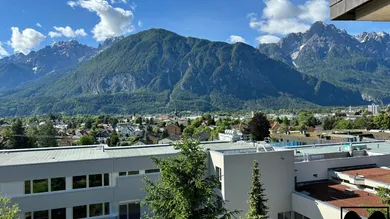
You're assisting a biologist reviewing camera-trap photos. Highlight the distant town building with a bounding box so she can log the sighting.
[368,103,379,115]
[218,130,242,142]
[164,124,181,136]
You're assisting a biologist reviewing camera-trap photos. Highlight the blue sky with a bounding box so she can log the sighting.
[1,0,390,57]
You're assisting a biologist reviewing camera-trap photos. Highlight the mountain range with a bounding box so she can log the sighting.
[0,36,123,91]
[258,21,390,103]
[0,22,389,116]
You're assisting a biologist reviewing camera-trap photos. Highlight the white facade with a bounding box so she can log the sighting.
[2,141,390,219]
[218,130,242,142]
[368,103,379,115]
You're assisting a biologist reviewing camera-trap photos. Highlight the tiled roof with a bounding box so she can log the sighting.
[298,182,385,218]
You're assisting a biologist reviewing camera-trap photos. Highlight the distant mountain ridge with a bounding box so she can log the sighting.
[0,28,366,116]
[0,36,123,90]
[258,21,390,103]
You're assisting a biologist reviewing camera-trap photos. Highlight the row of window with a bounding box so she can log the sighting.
[277,211,310,219]
[25,203,109,219]
[119,169,160,176]
[24,174,109,194]
[24,170,161,195]
[25,177,65,194]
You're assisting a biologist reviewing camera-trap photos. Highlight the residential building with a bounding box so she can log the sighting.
[331,0,390,21]
[164,124,181,136]
[218,130,242,142]
[4,139,390,218]
[368,103,379,115]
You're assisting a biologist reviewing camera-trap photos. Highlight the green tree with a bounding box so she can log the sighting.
[142,139,240,219]
[85,120,93,129]
[108,131,120,146]
[247,161,269,219]
[37,121,58,147]
[281,117,290,126]
[322,117,337,130]
[334,120,354,130]
[248,113,270,141]
[161,129,169,138]
[0,195,20,219]
[77,135,95,145]
[9,120,30,149]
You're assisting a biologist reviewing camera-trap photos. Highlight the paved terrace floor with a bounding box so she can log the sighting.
[298,182,384,218]
[341,167,390,184]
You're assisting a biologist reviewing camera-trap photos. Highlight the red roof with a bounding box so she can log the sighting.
[341,167,390,184]
[298,182,384,218]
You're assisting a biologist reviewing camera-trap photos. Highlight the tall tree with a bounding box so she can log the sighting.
[37,121,58,147]
[248,113,270,141]
[9,120,30,149]
[247,161,269,219]
[77,135,95,145]
[108,131,119,146]
[142,139,239,219]
[0,195,20,219]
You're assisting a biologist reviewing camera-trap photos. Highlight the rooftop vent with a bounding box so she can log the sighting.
[344,189,355,196]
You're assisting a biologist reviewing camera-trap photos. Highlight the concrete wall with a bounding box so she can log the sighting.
[292,192,349,219]
[0,154,170,219]
[295,154,390,183]
[223,150,295,218]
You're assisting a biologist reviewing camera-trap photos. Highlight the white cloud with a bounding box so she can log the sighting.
[36,23,42,28]
[67,1,77,7]
[227,35,246,44]
[9,27,46,55]
[138,20,142,27]
[68,0,134,41]
[0,42,9,58]
[129,2,136,10]
[256,35,281,44]
[110,0,127,4]
[250,0,329,37]
[48,26,87,38]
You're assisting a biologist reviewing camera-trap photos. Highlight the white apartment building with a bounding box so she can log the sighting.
[2,140,390,219]
[368,103,379,115]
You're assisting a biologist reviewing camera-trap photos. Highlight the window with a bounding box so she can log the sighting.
[145,169,160,174]
[216,167,222,181]
[104,202,110,215]
[119,172,126,176]
[104,173,109,186]
[25,212,32,219]
[33,179,48,193]
[73,205,87,219]
[25,181,31,194]
[73,175,87,189]
[34,210,49,219]
[51,208,66,219]
[119,203,140,219]
[51,177,65,191]
[128,170,139,175]
[90,203,103,217]
[129,203,141,219]
[89,174,103,187]
[313,174,318,178]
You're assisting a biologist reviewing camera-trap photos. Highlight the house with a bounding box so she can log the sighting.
[164,124,182,136]
[158,135,181,144]
[218,130,242,142]
[195,132,211,141]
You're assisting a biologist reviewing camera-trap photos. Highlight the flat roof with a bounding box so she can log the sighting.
[298,182,384,218]
[288,141,390,156]
[341,167,390,184]
[0,141,255,166]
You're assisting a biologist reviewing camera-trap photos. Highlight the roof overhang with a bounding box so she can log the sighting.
[331,0,390,21]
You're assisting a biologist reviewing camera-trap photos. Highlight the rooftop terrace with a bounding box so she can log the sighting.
[341,167,390,184]
[298,181,384,218]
